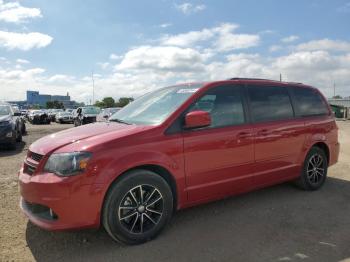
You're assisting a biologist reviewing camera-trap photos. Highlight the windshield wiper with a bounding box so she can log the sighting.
[109,118,131,125]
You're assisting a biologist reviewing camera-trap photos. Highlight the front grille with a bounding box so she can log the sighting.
[29,151,43,162]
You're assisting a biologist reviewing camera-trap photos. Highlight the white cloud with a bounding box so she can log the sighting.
[97,62,110,70]
[160,23,259,51]
[48,74,75,83]
[1,23,350,103]
[269,45,282,52]
[159,23,172,28]
[0,31,53,51]
[116,45,206,72]
[109,53,123,60]
[16,58,29,64]
[281,35,299,43]
[296,39,350,52]
[174,3,206,15]
[214,33,259,52]
[0,0,42,23]
[161,28,215,46]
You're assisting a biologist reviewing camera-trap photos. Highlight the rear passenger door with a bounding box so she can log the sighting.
[247,85,306,186]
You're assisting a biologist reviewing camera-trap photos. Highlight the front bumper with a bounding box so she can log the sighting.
[19,169,105,230]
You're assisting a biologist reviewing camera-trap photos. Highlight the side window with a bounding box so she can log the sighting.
[292,87,329,117]
[248,85,294,122]
[188,85,245,128]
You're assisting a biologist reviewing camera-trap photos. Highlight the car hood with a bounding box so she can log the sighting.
[0,115,11,122]
[30,122,153,155]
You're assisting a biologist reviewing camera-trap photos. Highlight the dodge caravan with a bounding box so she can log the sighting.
[18,78,339,244]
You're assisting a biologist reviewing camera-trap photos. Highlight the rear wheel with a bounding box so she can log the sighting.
[103,169,173,245]
[295,147,328,190]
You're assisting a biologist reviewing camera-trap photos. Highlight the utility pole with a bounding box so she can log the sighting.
[279,73,282,82]
[333,82,336,98]
[92,71,95,105]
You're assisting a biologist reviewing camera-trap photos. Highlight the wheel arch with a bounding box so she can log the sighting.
[311,141,330,164]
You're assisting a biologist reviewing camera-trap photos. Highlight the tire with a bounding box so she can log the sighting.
[103,169,173,245]
[16,129,22,142]
[295,147,328,191]
[21,123,26,135]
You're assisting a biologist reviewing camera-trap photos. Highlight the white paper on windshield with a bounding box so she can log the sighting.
[177,88,199,94]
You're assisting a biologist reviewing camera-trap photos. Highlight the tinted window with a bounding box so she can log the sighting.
[248,86,293,122]
[189,86,245,128]
[292,87,329,116]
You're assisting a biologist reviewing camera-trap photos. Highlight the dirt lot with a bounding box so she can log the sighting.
[1,122,350,262]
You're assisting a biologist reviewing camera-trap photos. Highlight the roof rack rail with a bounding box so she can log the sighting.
[229,77,272,81]
[228,77,303,85]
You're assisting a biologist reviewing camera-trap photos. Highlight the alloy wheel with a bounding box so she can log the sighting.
[118,185,163,234]
[306,154,325,185]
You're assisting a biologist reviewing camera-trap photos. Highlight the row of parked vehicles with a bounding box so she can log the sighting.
[0,103,121,149]
[20,107,121,126]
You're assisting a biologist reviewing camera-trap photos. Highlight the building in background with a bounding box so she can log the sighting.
[26,90,79,108]
[7,91,80,109]
[328,98,350,119]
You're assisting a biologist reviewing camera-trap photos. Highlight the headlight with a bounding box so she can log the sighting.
[44,152,92,176]
[0,121,11,126]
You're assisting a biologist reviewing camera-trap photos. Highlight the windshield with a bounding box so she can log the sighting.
[109,84,203,125]
[82,107,101,114]
[0,105,11,116]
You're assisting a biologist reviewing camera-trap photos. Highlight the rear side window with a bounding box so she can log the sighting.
[248,85,294,122]
[189,85,245,128]
[292,87,329,117]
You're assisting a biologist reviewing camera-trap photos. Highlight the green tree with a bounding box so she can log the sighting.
[94,100,105,108]
[102,97,115,108]
[46,101,54,109]
[333,95,342,99]
[46,100,64,109]
[116,97,134,107]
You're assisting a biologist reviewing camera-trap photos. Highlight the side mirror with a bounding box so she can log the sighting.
[184,110,211,129]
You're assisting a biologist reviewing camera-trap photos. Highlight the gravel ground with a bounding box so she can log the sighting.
[0,121,350,262]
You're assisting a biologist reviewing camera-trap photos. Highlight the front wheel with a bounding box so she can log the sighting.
[103,169,173,245]
[295,147,328,191]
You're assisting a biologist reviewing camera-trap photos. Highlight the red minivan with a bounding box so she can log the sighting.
[18,78,339,244]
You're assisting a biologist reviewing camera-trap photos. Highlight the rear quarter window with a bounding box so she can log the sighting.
[292,87,329,117]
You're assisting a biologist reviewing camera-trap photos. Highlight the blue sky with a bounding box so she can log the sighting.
[0,0,350,103]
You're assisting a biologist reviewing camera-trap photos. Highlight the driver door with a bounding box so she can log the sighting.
[183,85,254,203]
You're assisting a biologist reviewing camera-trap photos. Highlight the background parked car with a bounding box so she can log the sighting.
[48,109,64,122]
[73,106,101,126]
[97,107,121,122]
[28,110,51,125]
[11,106,26,134]
[0,103,23,149]
[56,111,74,124]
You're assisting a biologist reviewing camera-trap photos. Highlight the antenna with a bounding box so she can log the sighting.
[92,71,95,105]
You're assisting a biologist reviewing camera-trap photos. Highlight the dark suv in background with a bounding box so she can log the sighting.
[0,103,23,149]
